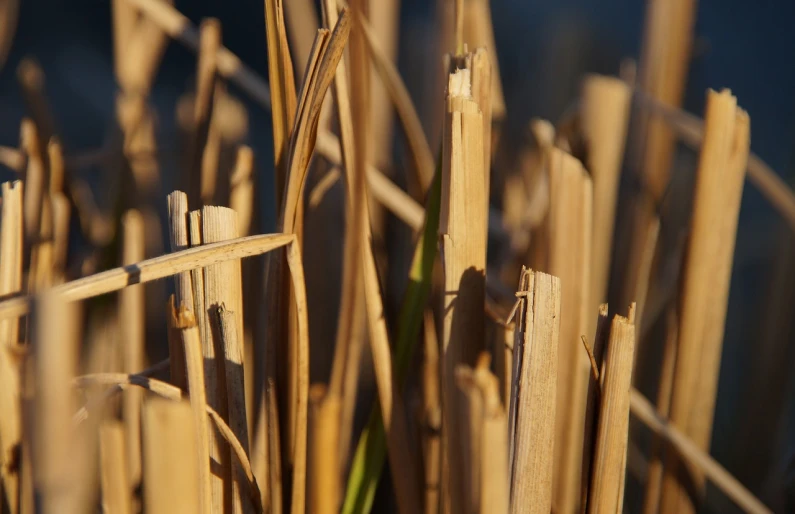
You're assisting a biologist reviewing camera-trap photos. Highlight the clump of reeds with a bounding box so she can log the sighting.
[0,0,790,513]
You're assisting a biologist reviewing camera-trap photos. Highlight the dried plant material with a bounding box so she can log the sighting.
[547,147,593,514]
[623,0,695,312]
[440,65,487,514]
[142,399,202,514]
[284,0,320,82]
[455,355,509,514]
[0,180,23,514]
[32,293,87,513]
[264,0,297,212]
[360,16,435,193]
[0,233,294,320]
[661,90,750,514]
[462,0,506,121]
[17,59,55,147]
[230,146,255,236]
[587,311,635,514]
[580,74,631,310]
[630,390,771,514]
[422,311,442,514]
[99,421,132,514]
[171,307,212,514]
[509,269,561,514]
[21,119,45,245]
[319,0,365,480]
[308,386,341,514]
[120,210,145,495]
[215,305,253,514]
[642,309,678,514]
[578,304,610,508]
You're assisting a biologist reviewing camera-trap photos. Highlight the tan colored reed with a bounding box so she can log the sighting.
[509,269,560,514]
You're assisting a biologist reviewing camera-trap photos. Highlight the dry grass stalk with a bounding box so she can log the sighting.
[455,355,509,514]
[215,305,253,514]
[119,1,172,95]
[20,119,45,246]
[166,191,191,389]
[32,293,86,513]
[190,19,221,206]
[487,308,514,409]
[623,0,695,311]
[99,421,132,514]
[509,269,561,514]
[230,146,255,237]
[198,206,242,511]
[17,59,55,147]
[440,66,488,514]
[320,0,367,476]
[630,389,771,514]
[547,147,593,514]
[365,0,399,175]
[422,311,442,514]
[284,0,320,82]
[578,304,609,509]
[0,180,23,514]
[142,398,202,514]
[112,0,137,82]
[360,210,422,514]
[660,90,750,514]
[171,307,212,514]
[642,308,678,514]
[308,386,341,514]
[580,74,631,310]
[120,210,145,495]
[587,311,635,514]
[0,233,294,320]
[263,0,297,212]
[360,18,435,193]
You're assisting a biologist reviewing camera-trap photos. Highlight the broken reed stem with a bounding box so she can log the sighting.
[578,304,610,510]
[0,180,23,513]
[509,269,560,514]
[422,310,442,514]
[587,312,636,514]
[142,399,202,514]
[547,147,593,514]
[120,210,145,494]
[580,74,631,310]
[440,65,488,514]
[119,4,172,96]
[198,206,242,511]
[73,372,264,511]
[166,191,192,389]
[455,356,509,514]
[171,307,212,514]
[216,305,253,514]
[99,421,133,514]
[308,386,341,514]
[661,90,749,514]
